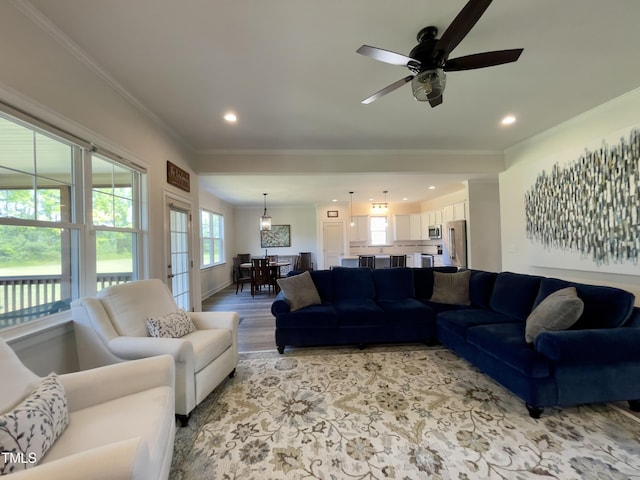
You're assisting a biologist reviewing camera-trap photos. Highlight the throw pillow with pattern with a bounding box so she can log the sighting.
[0,373,69,475]
[147,310,196,338]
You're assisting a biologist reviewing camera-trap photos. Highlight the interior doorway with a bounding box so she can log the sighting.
[322,221,344,269]
[166,197,193,310]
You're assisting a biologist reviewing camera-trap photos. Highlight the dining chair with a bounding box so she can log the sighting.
[358,255,376,269]
[390,255,407,267]
[238,253,251,264]
[295,252,314,271]
[251,258,274,296]
[233,256,251,294]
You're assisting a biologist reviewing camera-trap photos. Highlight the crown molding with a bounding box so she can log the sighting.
[10,0,194,153]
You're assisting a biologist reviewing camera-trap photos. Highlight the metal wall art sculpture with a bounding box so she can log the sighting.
[525,129,640,266]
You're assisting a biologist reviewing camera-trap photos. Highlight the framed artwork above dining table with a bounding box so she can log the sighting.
[260,224,291,248]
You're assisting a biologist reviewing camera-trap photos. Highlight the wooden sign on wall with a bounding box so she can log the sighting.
[167,161,190,192]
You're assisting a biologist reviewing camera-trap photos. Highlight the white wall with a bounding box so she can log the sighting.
[233,205,318,263]
[0,2,201,373]
[199,187,236,298]
[465,179,502,272]
[501,87,640,304]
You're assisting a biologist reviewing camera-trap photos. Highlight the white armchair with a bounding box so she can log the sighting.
[71,279,239,425]
[0,338,175,480]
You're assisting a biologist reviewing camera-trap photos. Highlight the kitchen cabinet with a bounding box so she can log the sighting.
[442,202,466,223]
[348,215,369,242]
[420,210,443,239]
[393,214,422,241]
[453,201,466,221]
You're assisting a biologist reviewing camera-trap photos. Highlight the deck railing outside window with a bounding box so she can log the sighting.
[0,272,132,328]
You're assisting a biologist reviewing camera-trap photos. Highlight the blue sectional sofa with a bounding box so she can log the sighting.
[271,267,640,417]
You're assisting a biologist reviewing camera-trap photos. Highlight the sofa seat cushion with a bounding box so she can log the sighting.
[275,303,338,329]
[43,385,173,467]
[466,323,552,378]
[437,309,521,340]
[422,300,470,315]
[377,299,434,325]
[183,329,232,372]
[335,299,385,326]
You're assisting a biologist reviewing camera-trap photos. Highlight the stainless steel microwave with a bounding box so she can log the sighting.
[428,225,442,239]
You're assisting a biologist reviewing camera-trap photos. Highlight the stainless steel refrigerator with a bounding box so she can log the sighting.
[443,220,467,268]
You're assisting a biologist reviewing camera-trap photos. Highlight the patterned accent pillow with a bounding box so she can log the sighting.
[0,373,69,475]
[146,310,196,338]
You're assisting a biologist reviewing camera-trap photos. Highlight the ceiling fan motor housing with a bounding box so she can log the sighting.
[409,26,443,72]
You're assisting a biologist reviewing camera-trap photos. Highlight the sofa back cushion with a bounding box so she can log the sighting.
[332,267,375,301]
[0,338,40,413]
[412,267,459,299]
[490,272,544,321]
[98,279,178,337]
[533,277,635,329]
[310,270,334,302]
[469,270,498,308]
[372,268,415,300]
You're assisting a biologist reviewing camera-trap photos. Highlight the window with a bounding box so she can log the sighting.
[0,110,146,329]
[200,209,224,268]
[370,216,388,245]
[92,154,142,290]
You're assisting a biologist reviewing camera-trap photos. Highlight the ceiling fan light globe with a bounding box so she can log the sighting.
[412,69,446,102]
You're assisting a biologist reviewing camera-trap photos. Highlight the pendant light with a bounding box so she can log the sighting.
[260,193,272,231]
[349,191,355,227]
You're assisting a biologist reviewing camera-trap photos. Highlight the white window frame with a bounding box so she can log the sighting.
[200,209,224,268]
[0,108,147,330]
[370,215,389,246]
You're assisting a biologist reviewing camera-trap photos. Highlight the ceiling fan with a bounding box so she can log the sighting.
[356,0,523,107]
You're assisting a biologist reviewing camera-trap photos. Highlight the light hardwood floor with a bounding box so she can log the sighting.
[202,284,277,353]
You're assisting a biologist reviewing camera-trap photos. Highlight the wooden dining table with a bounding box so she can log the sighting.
[241,261,291,295]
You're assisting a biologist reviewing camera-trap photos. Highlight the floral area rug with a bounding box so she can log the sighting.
[170,346,640,479]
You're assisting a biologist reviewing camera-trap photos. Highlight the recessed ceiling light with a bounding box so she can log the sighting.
[428,185,436,190]
[403,197,409,201]
[501,115,516,126]
[223,112,237,123]
[332,199,337,202]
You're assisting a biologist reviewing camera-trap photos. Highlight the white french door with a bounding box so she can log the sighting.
[166,198,192,311]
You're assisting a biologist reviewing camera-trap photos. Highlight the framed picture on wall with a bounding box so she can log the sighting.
[260,224,291,248]
[327,210,339,218]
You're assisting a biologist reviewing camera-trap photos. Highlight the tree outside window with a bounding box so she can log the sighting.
[201,209,224,267]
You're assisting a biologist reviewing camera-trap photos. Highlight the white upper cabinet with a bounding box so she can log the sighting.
[348,215,369,242]
[393,214,422,240]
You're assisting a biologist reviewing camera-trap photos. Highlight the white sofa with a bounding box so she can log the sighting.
[71,279,239,425]
[0,338,175,480]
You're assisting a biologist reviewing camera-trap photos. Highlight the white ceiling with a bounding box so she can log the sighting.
[24,0,640,206]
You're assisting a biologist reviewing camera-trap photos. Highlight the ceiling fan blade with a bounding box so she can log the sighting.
[361,75,414,104]
[429,95,443,108]
[443,48,523,71]
[434,0,493,58]
[357,45,418,67]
